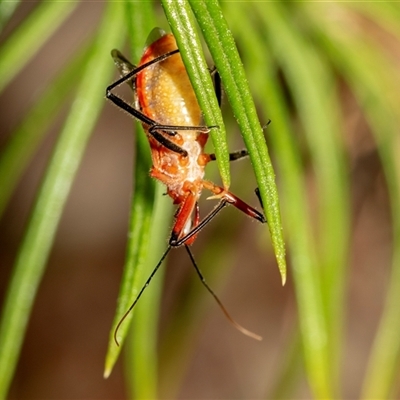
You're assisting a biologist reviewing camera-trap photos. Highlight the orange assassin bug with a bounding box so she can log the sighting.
[106,29,266,344]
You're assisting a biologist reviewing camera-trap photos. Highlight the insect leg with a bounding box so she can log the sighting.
[111,50,215,136]
[170,199,229,247]
[107,49,192,156]
[208,149,249,162]
[224,191,265,223]
[107,48,217,156]
[209,67,223,107]
[208,118,271,162]
[184,245,262,341]
[113,246,172,346]
[148,123,217,137]
[111,49,137,90]
[108,49,180,94]
[107,87,188,157]
[202,181,266,224]
[169,192,198,245]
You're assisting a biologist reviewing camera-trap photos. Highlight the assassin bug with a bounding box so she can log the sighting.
[106,29,265,344]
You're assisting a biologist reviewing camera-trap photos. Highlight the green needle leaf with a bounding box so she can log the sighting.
[0,1,77,91]
[0,3,125,397]
[188,0,287,285]
[0,41,92,218]
[104,8,174,400]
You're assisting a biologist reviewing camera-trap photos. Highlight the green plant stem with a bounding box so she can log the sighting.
[0,1,77,91]
[0,3,125,397]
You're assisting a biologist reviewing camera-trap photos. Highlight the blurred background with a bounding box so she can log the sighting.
[0,2,399,399]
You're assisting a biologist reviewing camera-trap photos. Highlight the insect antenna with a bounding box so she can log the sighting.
[114,246,172,346]
[184,245,262,341]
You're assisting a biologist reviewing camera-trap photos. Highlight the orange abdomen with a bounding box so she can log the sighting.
[136,34,202,128]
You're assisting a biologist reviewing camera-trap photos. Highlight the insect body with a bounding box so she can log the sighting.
[106,29,265,343]
[138,33,210,244]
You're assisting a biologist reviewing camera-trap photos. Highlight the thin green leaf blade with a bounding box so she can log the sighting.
[225,4,316,396]
[127,190,173,399]
[103,131,156,376]
[308,13,400,397]
[103,3,156,374]
[189,0,287,285]
[254,2,353,397]
[346,2,400,44]
[0,0,20,31]
[123,5,168,398]
[0,40,92,218]
[104,8,174,400]
[0,3,125,397]
[0,1,77,91]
